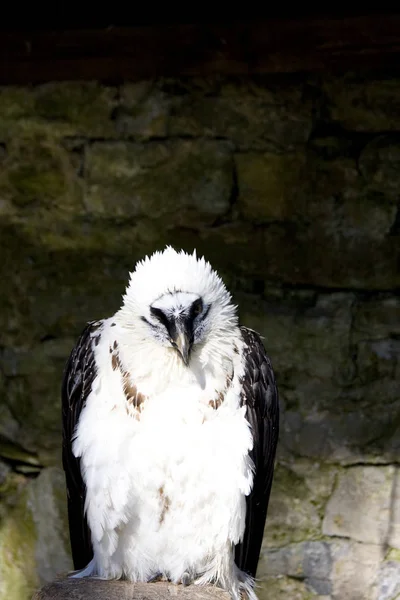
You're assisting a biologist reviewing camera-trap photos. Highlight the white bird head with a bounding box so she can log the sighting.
[117,247,238,366]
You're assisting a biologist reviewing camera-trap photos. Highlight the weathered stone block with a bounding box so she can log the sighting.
[0,87,35,141]
[0,227,131,346]
[359,136,400,197]
[262,460,337,547]
[1,340,72,464]
[257,575,316,600]
[307,177,396,244]
[0,83,118,141]
[235,152,306,222]
[283,402,400,465]
[330,541,383,600]
[85,140,234,226]
[372,560,400,600]
[0,479,38,600]
[259,541,332,596]
[0,132,83,210]
[261,541,396,600]
[353,296,400,342]
[249,147,397,289]
[34,83,117,138]
[356,338,400,385]
[166,78,313,151]
[240,291,354,407]
[116,82,169,139]
[239,291,398,462]
[324,75,400,132]
[0,467,72,600]
[265,220,400,290]
[28,467,73,583]
[231,148,399,288]
[388,469,400,550]
[323,466,394,544]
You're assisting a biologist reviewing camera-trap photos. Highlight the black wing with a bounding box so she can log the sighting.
[62,320,102,570]
[234,326,279,578]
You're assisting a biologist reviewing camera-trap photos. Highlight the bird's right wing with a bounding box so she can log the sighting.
[62,321,102,570]
[234,326,279,578]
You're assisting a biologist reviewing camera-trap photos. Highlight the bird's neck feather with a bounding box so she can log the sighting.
[114,322,241,395]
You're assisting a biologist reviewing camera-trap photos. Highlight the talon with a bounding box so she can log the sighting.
[148,572,164,582]
[181,572,192,586]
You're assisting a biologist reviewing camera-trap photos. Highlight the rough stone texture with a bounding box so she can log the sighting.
[324,74,400,131]
[28,467,73,583]
[0,83,118,141]
[388,469,400,550]
[257,576,316,600]
[0,483,38,600]
[116,82,169,139]
[0,467,71,600]
[0,73,399,600]
[165,77,313,151]
[235,152,307,222]
[372,561,400,600]
[259,541,333,596]
[322,466,394,545]
[330,541,384,600]
[85,140,234,226]
[261,460,337,547]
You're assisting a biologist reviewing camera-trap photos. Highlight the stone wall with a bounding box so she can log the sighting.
[0,73,399,600]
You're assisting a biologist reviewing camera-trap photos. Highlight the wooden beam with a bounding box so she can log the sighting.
[32,577,230,600]
[1,15,400,84]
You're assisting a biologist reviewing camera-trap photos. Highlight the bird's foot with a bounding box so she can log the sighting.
[148,572,168,583]
[181,572,192,586]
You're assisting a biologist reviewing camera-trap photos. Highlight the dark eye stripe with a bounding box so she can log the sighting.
[150,306,171,330]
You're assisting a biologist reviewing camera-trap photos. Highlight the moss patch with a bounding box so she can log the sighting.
[0,132,83,211]
[0,486,38,600]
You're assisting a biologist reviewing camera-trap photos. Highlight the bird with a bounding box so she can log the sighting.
[62,247,279,600]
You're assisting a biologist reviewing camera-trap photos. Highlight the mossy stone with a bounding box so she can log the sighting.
[236,152,307,222]
[85,140,233,226]
[0,486,38,600]
[324,74,400,131]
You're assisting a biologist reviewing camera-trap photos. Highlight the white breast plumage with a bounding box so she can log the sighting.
[62,247,279,600]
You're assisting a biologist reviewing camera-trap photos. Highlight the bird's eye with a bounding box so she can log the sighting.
[192,299,203,316]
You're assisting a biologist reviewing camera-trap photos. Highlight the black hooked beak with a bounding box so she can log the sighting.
[170,318,193,366]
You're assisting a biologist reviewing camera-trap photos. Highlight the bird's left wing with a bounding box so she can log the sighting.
[234,326,279,578]
[62,320,102,570]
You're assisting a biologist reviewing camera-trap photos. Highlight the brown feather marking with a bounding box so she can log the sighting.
[209,390,225,410]
[111,353,119,371]
[159,487,171,525]
[216,391,224,408]
[124,381,137,403]
[111,343,147,413]
[136,392,146,409]
[123,376,147,412]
